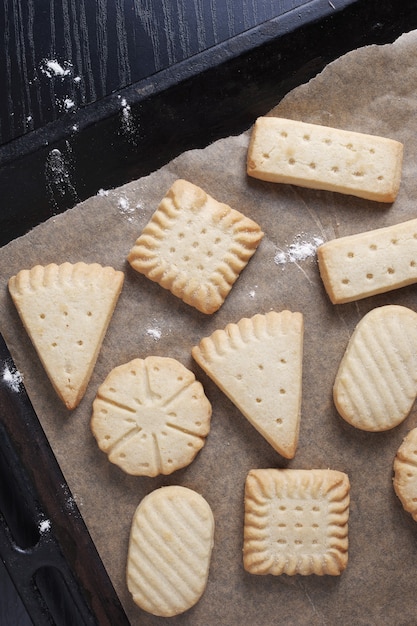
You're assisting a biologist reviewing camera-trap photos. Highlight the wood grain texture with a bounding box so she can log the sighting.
[0,0,308,144]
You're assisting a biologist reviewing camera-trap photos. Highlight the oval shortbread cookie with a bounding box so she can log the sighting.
[393,428,417,522]
[334,305,417,431]
[243,469,350,576]
[91,356,211,476]
[127,485,214,617]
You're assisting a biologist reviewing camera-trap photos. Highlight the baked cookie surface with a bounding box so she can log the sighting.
[243,468,350,576]
[127,485,214,617]
[127,179,263,314]
[8,262,124,409]
[91,356,211,476]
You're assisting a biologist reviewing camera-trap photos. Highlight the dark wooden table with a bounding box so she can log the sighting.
[1,1,417,624]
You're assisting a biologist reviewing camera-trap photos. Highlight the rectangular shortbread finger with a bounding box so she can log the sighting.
[247,117,403,202]
[317,218,417,304]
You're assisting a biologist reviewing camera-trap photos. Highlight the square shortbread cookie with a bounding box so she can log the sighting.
[243,468,350,576]
[127,179,264,314]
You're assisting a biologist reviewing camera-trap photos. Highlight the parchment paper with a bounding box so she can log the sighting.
[2,29,417,626]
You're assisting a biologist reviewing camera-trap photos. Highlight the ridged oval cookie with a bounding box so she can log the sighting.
[334,305,417,431]
[393,428,417,522]
[91,356,211,476]
[127,485,214,617]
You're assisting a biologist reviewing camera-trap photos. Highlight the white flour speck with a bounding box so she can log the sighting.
[41,59,72,78]
[2,361,23,392]
[147,327,162,341]
[118,196,129,210]
[274,234,323,266]
[118,196,135,222]
[118,95,138,144]
[39,519,51,533]
[97,188,109,196]
[63,98,75,111]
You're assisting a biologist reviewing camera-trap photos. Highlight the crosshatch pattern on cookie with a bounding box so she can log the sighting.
[91,356,211,477]
[192,310,303,459]
[333,305,417,432]
[243,469,350,576]
[317,218,417,304]
[127,179,264,314]
[247,117,403,202]
[393,428,417,522]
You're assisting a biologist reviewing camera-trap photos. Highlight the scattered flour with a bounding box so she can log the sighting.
[118,95,138,144]
[41,59,72,78]
[146,326,162,341]
[118,195,135,222]
[63,98,75,111]
[39,519,51,533]
[274,234,323,266]
[2,360,23,392]
[97,188,109,197]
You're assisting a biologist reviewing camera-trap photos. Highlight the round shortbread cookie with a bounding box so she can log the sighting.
[393,427,417,521]
[91,356,211,476]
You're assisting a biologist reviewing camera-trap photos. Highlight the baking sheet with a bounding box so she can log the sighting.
[2,29,417,625]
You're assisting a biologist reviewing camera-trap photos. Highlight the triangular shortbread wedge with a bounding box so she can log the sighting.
[192,310,303,458]
[8,262,124,410]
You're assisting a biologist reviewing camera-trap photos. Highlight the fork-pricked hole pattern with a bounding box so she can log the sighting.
[127,179,263,314]
[192,310,303,459]
[243,468,350,576]
[318,218,417,304]
[247,116,403,202]
[91,356,211,476]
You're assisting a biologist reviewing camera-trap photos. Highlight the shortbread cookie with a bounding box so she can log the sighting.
[247,116,403,202]
[243,468,350,576]
[317,218,417,304]
[8,262,124,410]
[127,179,264,314]
[393,428,417,522]
[333,305,417,431]
[192,310,303,459]
[91,356,211,476]
[127,485,214,617]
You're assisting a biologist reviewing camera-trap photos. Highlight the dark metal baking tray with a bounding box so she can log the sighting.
[1,1,417,623]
